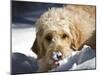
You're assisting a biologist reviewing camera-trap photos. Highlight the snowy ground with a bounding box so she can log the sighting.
[12,25,37,58]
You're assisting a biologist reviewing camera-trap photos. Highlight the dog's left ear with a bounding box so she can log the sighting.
[70,25,84,50]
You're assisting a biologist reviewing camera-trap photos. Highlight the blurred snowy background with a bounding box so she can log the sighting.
[11,1,96,74]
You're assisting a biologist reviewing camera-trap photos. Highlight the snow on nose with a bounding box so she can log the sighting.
[52,51,62,61]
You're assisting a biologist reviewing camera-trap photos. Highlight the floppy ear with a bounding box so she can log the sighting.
[31,38,40,57]
[31,24,47,58]
[70,25,84,50]
[31,30,46,59]
[31,37,46,59]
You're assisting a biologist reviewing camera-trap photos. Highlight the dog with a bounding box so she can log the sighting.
[31,5,96,72]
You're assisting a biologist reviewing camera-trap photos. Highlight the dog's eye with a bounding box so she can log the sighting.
[45,35,52,41]
[62,33,68,39]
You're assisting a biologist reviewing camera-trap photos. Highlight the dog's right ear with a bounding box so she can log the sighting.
[31,38,40,57]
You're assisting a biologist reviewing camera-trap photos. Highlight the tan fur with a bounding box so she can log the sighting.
[31,5,96,72]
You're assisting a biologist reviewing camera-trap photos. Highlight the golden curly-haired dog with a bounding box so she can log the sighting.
[31,5,96,72]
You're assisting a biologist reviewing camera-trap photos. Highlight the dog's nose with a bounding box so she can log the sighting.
[52,51,62,61]
[57,54,62,60]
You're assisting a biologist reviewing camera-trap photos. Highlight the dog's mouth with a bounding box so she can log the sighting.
[48,59,60,68]
[48,51,63,67]
[48,50,74,68]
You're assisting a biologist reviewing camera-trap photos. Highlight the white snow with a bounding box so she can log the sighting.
[12,27,37,58]
[70,57,96,70]
[51,46,96,71]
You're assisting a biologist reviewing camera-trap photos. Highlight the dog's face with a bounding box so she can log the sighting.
[31,8,83,69]
[42,28,73,60]
[32,24,78,68]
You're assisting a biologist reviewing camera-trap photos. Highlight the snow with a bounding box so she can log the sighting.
[12,26,37,58]
[70,57,96,70]
[51,46,96,71]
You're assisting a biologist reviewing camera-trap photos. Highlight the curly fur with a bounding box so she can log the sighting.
[31,5,96,72]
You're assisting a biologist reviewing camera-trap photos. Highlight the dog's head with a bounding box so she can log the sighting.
[31,7,83,67]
